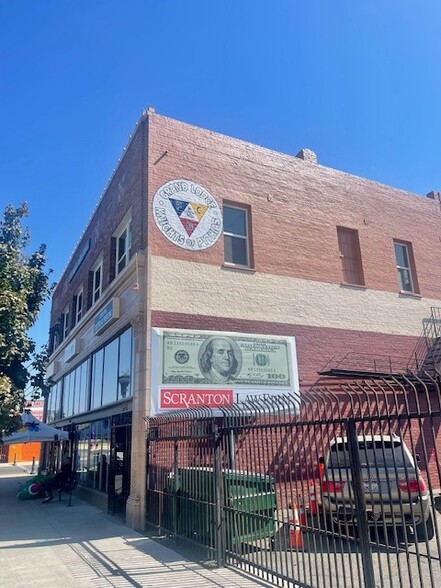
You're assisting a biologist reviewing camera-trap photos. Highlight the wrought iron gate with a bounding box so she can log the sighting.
[146,375,441,588]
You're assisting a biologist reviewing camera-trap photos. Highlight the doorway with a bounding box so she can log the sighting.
[108,420,131,516]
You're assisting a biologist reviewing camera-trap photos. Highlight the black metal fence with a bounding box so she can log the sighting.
[146,375,441,588]
[320,352,410,376]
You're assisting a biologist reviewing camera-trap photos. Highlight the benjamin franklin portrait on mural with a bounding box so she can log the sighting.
[198,336,242,384]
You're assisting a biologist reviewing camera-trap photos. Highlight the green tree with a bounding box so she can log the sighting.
[0,203,52,438]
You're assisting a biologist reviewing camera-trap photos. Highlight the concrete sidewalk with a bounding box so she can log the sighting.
[0,463,267,588]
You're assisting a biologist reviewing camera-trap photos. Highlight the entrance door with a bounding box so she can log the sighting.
[108,423,131,516]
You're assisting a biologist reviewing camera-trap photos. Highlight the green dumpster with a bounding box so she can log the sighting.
[163,467,277,548]
[224,470,277,546]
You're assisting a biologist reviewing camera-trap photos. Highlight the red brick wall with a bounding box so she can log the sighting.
[151,310,418,385]
[50,119,147,330]
[147,113,441,298]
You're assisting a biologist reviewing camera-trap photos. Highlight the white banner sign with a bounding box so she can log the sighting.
[150,328,299,415]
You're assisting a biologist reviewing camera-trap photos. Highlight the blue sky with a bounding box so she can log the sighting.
[1,1,441,354]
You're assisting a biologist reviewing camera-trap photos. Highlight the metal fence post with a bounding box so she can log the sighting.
[347,419,376,588]
[214,422,226,567]
[173,438,179,538]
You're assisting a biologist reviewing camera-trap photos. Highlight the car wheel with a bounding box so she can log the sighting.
[415,510,435,542]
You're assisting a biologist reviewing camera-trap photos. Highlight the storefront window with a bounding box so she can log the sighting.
[100,419,110,493]
[76,418,110,493]
[76,359,90,414]
[90,348,104,409]
[54,380,63,420]
[118,328,133,399]
[89,421,102,488]
[77,423,91,487]
[46,387,53,422]
[65,370,75,417]
[50,327,133,422]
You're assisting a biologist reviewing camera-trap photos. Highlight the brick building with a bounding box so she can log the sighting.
[45,108,441,529]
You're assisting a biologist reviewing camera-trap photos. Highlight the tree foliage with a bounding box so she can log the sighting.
[0,203,52,438]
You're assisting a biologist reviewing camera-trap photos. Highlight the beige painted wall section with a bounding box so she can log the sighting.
[151,256,438,337]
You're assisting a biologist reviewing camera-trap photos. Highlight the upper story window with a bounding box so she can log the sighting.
[109,210,132,282]
[223,204,252,267]
[91,258,102,304]
[50,324,60,353]
[73,287,83,326]
[394,240,418,293]
[115,222,132,275]
[337,227,365,286]
[62,306,70,340]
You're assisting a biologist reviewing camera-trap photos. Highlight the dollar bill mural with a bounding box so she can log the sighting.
[161,330,292,387]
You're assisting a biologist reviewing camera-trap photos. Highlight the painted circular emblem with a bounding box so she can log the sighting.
[152,179,223,250]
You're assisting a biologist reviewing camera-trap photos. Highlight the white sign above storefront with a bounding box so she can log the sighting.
[152,179,223,251]
[64,338,80,363]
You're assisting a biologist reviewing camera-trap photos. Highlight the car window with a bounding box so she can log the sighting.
[328,440,413,468]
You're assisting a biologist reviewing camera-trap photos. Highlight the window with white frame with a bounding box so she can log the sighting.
[91,259,102,304]
[62,306,70,340]
[73,287,83,325]
[223,204,251,267]
[115,217,131,275]
[394,241,417,293]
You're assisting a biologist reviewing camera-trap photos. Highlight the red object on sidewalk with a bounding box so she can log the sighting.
[309,480,318,515]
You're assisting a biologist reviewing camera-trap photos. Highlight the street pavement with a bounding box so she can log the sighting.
[0,463,267,588]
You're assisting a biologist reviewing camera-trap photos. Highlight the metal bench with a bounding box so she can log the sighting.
[57,471,80,507]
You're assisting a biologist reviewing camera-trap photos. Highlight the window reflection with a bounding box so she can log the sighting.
[47,327,133,422]
[118,329,132,399]
[91,348,104,409]
[77,418,110,493]
[102,338,119,406]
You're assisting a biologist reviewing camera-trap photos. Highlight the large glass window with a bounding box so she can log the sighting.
[100,419,110,493]
[46,386,54,422]
[77,418,110,493]
[47,380,63,422]
[76,360,90,414]
[102,338,119,405]
[91,328,133,408]
[54,327,133,421]
[223,204,251,267]
[90,348,104,409]
[77,423,91,486]
[55,380,63,420]
[64,370,75,417]
[118,328,133,399]
[89,421,102,488]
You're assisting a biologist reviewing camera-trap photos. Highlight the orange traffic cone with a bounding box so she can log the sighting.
[309,480,318,515]
[289,502,303,549]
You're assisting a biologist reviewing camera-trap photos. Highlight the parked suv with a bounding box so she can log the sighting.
[320,434,434,541]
